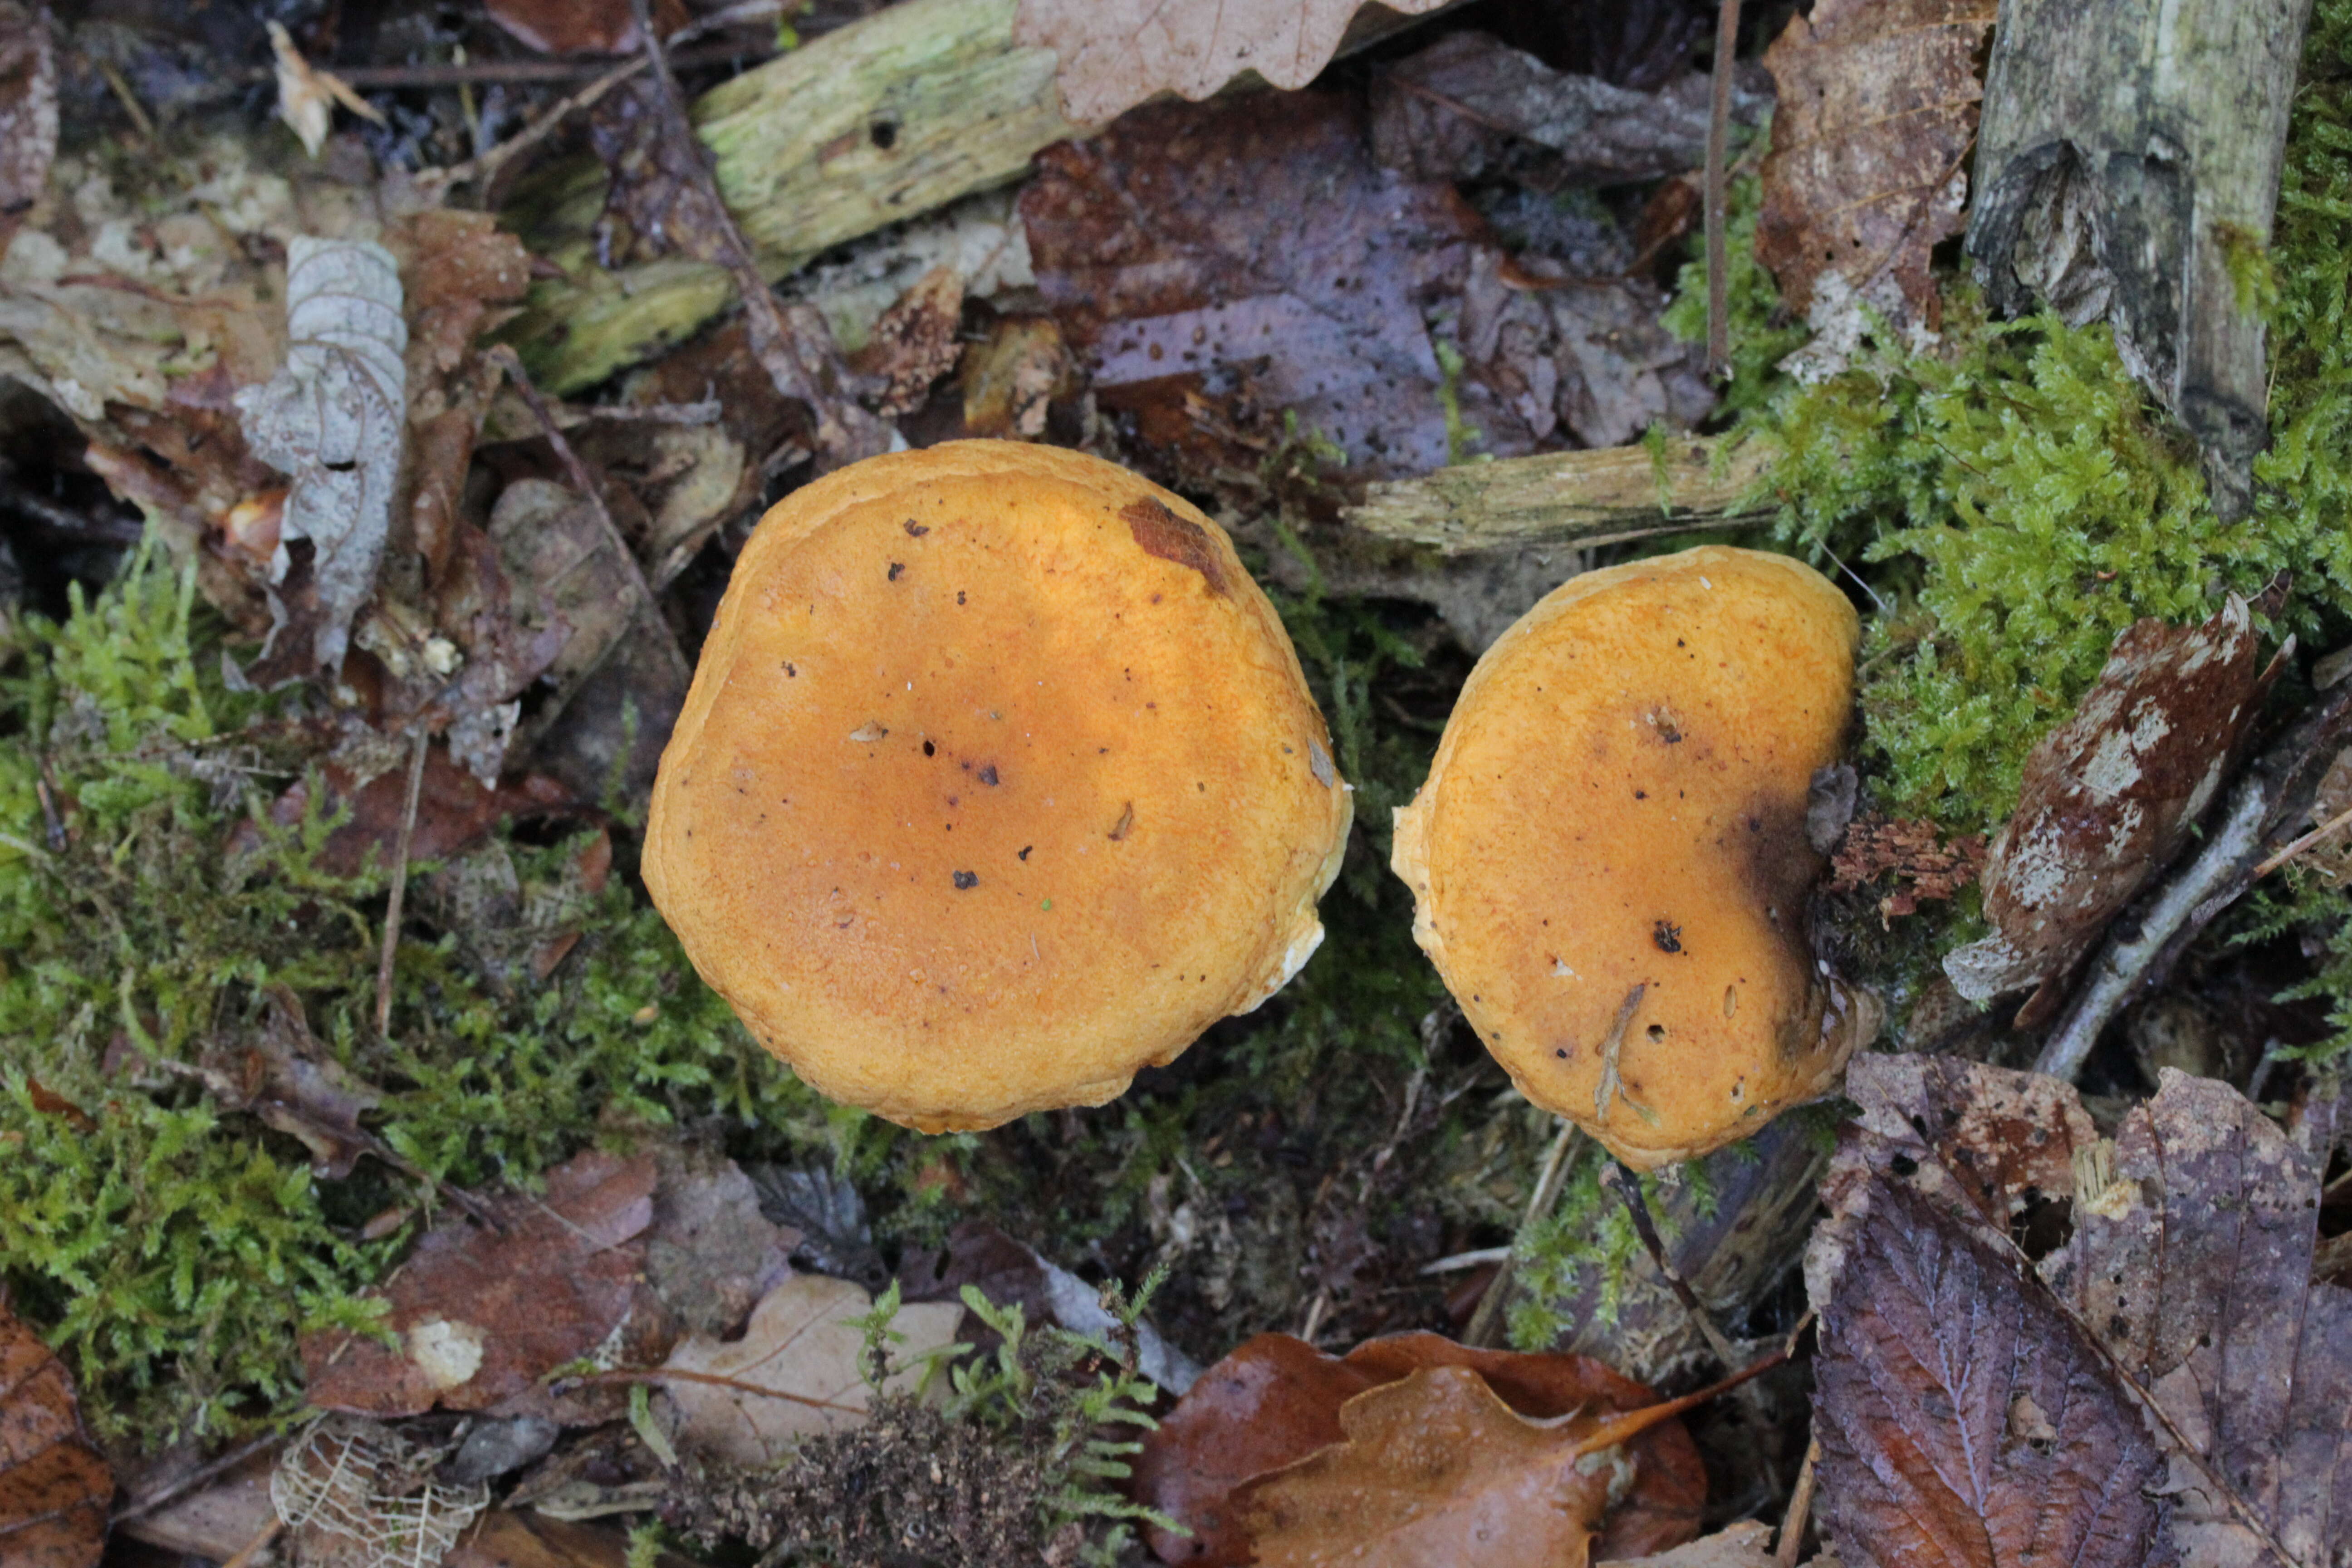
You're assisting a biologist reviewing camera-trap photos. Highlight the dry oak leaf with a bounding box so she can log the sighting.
[657,1274,962,1468]
[1944,596,2272,1024]
[1818,1054,2352,1568]
[1240,1365,1664,1568]
[1014,0,1451,127]
[1754,0,1995,325]
[0,1306,109,1568]
[300,1150,657,1416]
[1133,1330,1703,1567]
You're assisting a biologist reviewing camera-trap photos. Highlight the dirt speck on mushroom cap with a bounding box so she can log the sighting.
[1392,545,1865,1169]
[644,441,1351,1133]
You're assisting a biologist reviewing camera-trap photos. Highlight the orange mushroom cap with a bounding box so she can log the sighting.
[644,441,1351,1132]
[1392,545,1874,1169]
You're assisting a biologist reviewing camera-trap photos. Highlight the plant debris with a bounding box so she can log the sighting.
[1826,812,1987,921]
[1754,0,1997,327]
[0,1304,108,1568]
[300,1151,659,1417]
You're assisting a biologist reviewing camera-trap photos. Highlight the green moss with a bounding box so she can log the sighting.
[0,547,853,1446]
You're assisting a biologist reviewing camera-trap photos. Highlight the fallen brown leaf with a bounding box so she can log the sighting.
[1819,1054,2352,1568]
[657,1274,963,1468]
[245,742,575,880]
[196,982,382,1179]
[0,1304,110,1568]
[484,0,685,56]
[1597,1519,1775,1568]
[1945,597,2273,1022]
[1013,0,1448,126]
[1245,1366,1619,1568]
[1133,1330,1703,1567]
[643,1143,799,1339]
[1754,0,1996,326]
[446,1508,703,1568]
[849,266,965,417]
[300,1150,659,1416]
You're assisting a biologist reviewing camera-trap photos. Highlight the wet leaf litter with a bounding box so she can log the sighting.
[2,0,2351,1565]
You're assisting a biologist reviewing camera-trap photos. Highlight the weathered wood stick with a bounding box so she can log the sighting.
[503,0,1462,393]
[1342,435,1771,554]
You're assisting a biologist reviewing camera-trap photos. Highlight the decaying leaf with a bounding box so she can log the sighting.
[195,982,382,1179]
[235,236,408,680]
[1369,32,1766,188]
[485,0,684,56]
[1240,1366,1625,1568]
[1754,0,1996,325]
[445,1508,703,1568]
[643,1144,800,1339]
[656,1274,963,1468]
[848,266,965,417]
[1827,812,1988,921]
[1013,0,1449,127]
[746,1162,887,1288]
[1133,1330,1703,1567]
[960,314,1076,439]
[0,1304,109,1568]
[1597,1520,1776,1568]
[272,1414,488,1568]
[241,741,575,880]
[1811,1179,2169,1568]
[0,2,56,250]
[1021,92,1486,476]
[1945,597,2272,1020]
[1817,1054,2352,1568]
[300,1150,659,1416]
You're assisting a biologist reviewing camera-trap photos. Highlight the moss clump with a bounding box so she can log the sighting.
[0,547,854,1446]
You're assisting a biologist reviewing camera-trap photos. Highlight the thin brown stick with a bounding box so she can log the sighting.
[564,1366,865,1414]
[1703,0,1744,376]
[242,40,777,91]
[374,727,430,1039]
[1465,1119,1583,1348]
[2255,799,2352,877]
[1604,1161,1742,1368]
[1775,1437,1821,1567]
[416,59,646,196]
[1568,1341,1789,1459]
[112,1433,284,1525]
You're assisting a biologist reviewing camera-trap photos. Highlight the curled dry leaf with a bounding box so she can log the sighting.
[300,1150,658,1417]
[1754,0,1996,326]
[1133,1330,1703,1567]
[1014,0,1450,127]
[0,1304,109,1568]
[656,1274,962,1469]
[960,314,1076,440]
[266,21,385,159]
[1816,1054,2352,1568]
[1945,597,2272,1020]
[235,237,408,681]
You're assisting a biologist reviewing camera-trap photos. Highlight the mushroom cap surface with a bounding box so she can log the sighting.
[1392,546,1866,1168]
[645,441,1351,1132]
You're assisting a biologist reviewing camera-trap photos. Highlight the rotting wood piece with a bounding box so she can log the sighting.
[1342,435,1769,554]
[1965,0,2313,522]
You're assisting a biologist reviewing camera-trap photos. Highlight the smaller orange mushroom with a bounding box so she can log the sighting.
[1391,546,1876,1169]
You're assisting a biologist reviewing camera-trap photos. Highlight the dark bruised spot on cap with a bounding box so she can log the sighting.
[1121,496,1229,596]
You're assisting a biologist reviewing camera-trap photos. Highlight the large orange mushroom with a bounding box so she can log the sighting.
[1392,545,1875,1168]
[644,441,1351,1132]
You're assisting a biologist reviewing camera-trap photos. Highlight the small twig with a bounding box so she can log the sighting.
[220,1517,284,1568]
[112,1433,284,1525]
[1603,1161,1742,1368]
[1775,1438,1821,1568]
[2254,799,2352,877]
[94,57,158,143]
[562,1366,865,1414]
[244,39,779,91]
[1703,0,1744,376]
[1420,1245,1512,1276]
[1465,1119,1584,1348]
[374,727,430,1040]
[417,58,646,196]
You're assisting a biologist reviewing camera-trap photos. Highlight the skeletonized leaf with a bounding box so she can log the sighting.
[1945,598,2270,1019]
[1013,0,1450,127]
[0,1306,109,1568]
[1754,0,1995,325]
[234,237,407,678]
